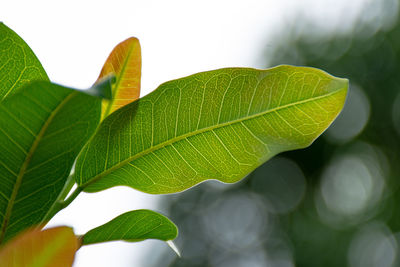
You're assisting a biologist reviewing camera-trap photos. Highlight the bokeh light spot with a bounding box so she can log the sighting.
[202,192,268,251]
[320,156,373,215]
[316,142,387,227]
[325,84,370,144]
[250,157,306,214]
[348,222,397,267]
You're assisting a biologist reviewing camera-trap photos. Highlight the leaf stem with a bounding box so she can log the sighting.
[39,175,83,226]
[58,174,76,202]
[61,186,83,210]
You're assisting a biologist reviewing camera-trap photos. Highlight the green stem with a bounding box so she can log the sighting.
[61,186,83,210]
[58,174,76,202]
[39,176,83,226]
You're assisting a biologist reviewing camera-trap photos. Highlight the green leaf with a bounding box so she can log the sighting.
[0,23,49,100]
[0,226,79,267]
[74,65,348,194]
[0,77,112,244]
[81,210,178,245]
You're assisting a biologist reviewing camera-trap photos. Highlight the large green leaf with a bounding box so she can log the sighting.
[0,226,78,267]
[0,78,112,244]
[0,23,48,100]
[74,66,348,194]
[82,209,177,245]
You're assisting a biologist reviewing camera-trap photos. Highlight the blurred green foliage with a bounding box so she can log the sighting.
[153,1,400,266]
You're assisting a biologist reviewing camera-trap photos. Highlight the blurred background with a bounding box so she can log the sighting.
[2,0,400,266]
[149,0,400,266]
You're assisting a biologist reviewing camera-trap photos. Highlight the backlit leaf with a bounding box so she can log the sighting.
[0,23,48,100]
[74,66,348,194]
[97,37,141,120]
[0,226,78,267]
[82,210,177,245]
[0,78,112,244]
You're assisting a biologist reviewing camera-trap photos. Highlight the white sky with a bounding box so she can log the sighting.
[0,0,369,266]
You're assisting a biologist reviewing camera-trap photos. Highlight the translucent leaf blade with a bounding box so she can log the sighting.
[74,65,348,194]
[0,23,48,100]
[0,226,78,267]
[82,210,178,245]
[98,37,141,120]
[0,78,112,244]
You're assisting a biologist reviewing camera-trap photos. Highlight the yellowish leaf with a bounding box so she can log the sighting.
[98,37,141,120]
[0,226,79,267]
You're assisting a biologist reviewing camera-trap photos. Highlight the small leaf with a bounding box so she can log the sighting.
[82,210,178,245]
[0,226,78,267]
[0,78,112,244]
[97,37,141,120]
[74,66,348,194]
[0,23,49,100]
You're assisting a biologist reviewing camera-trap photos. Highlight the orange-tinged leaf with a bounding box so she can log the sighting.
[0,226,79,267]
[98,37,141,120]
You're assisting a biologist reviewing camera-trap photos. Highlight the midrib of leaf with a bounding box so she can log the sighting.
[0,92,77,243]
[2,66,26,100]
[102,43,136,118]
[79,88,343,189]
[3,66,45,100]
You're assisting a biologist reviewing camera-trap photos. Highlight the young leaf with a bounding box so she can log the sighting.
[0,78,112,244]
[81,210,177,245]
[97,37,141,120]
[0,23,49,100]
[0,226,78,267]
[74,66,348,194]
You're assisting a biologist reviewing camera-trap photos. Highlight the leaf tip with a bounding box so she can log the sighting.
[124,36,140,43]
[336,76,349,89]
[331,76,349,102]
[167,240,181,257]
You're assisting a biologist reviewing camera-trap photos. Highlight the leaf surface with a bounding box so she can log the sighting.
[82,209,177,245]
[0,78,112,244]
[74,66,348,194]
[98,37,141,120]
[0,23,48,100]
[0,226,78,267]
